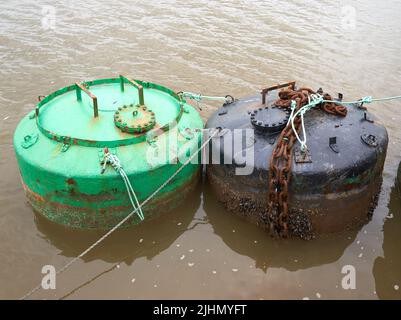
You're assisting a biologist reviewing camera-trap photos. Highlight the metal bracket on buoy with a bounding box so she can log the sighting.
[75,82,98,118]
[99,147,117,173]
[21,133,39,149]
[329,136,339,153]
[363,111,374,123]
[218,108,228,116]
[294,147,312,163]
[261,81,296,105]
[61,143,70,153]
[361,134,378,147]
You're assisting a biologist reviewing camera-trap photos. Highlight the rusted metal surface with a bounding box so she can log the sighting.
[114,104,156,133]
[23,169,200,230]
[206,86,388,239]
[207,163,383,239]
[261,81,295,105]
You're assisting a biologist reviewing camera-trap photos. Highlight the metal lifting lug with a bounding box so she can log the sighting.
[329,136,339,153]
[357,100,367,110]
[294,147,312,163]
[21,133,39,149]
[361,134,378,147]
[363,111,374,123]
[218,108,228,116]
[223,95,235,106]
[61,143,70,153]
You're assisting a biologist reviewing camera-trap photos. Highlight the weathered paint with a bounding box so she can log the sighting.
[14,77,204,229]
[206,90,388,239]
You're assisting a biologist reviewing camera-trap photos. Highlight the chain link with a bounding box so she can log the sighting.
[267,87,347,238]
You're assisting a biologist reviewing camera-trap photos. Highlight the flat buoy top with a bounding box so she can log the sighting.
[35,75,185,147]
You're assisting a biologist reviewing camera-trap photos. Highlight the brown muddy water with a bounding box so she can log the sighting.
[1,0,401,300]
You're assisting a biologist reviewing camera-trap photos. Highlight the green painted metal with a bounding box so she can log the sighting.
[14,76,203,229]
[34,78,185,148]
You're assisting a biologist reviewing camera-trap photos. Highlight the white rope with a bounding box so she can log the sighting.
[20,128,219,300]
[181,92,229,102]
[120,169,144,220]
[289,93,323,152]
[104,152,144,221]
[286,100,296,127]
[180,92,232,112]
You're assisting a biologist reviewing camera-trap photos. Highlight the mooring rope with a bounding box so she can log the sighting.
[178,91,235,112]
[102,151,144,221]
[20,128,220,300]
[323,94,401,106]
[289,93,324,151]
[180,92,234,103]
[288,93,401,152]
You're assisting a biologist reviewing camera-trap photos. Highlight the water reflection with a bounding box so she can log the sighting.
[34,185,202,265]
[203,183,358,272]
[373,172,401,300]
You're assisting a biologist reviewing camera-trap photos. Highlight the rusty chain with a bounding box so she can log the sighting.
[267,86,347,238]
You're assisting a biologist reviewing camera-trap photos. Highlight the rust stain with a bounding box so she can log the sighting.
[66,178,76,185]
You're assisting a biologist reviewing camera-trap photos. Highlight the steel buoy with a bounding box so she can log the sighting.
[14,76,203,229]
[206,82,388,239]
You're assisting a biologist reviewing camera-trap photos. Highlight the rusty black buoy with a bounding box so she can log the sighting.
[206,82,388,239]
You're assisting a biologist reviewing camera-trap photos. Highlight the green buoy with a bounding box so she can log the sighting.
[14,75,203,229]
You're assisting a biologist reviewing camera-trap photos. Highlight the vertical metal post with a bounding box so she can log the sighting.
[75,82,99,118]
[261,81,296,105]
[119,74,145,106]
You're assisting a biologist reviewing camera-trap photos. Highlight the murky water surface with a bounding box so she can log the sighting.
[1,0,401,299]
